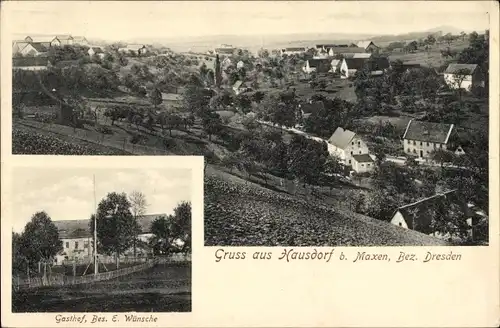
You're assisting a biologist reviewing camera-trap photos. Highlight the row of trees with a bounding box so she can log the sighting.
[12,191,192,277]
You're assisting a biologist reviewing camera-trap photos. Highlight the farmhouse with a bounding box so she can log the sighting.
[25,35,61,47]
[339,57,390,78]
[72,36,89,46]
[12,57,50,71]
[356,40,379,53]
[232,80,251,95]
[302,58,331,74]
[281,47,306,56]
[327,127,370,166]
[402,120,454,159]
[12,40,30,55]
[390,190,485,241]
[56,35,74,45]
[52,214,166,264]
[236,60,245,69]
[88,46,105,58]
[444,63,484,91]
[330,59,342,73]
[18,42,49,57]
[328,46,365,57]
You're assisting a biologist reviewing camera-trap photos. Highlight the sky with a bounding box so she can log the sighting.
[11,167,192,233]
[5,1,490,41]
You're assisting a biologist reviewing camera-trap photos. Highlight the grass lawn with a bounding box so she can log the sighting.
[12,262,191,312]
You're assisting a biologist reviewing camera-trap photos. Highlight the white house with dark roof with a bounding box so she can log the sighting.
[402,120,455,159]
[327,127,370,166]
[12,40,30,55]
[88,46,105,58]
[19,42,49,57]
[52,214,167,264]
[390,190,486,242]
[444,63,484,91]
[303,58,331,74]
[72,36,89,46]
[351,154,375,173]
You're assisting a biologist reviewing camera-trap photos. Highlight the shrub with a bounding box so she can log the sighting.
[97,126,113,134]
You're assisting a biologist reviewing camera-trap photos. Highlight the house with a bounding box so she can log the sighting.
[390,190,484,241]
[12,57,50,71]
[356,40,379,53]
[339,57,390,78]
[232,80,251,95]
[402,120,455,159]
[328,46,365,57]
[56,35,74,45]
[327,127,370,166]
[316,44,349,51]
[19,42,49,57]
[330,59,342,73]
[392,61,422,73]
[12,40,30,55]
[52,214,166,264]
[88,46,105,58]
[72,36,89,46]
[120,44,148,56]
[236,60,245,69]
[444,63,484,91]
[25,35,61,47]
[221,57,233,69]
[302,58,331,74]
[351,154,375,173]
[281,47,306,56]
[214,45,236,56]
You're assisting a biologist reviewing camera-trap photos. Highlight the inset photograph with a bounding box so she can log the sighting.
[11,166,192,312]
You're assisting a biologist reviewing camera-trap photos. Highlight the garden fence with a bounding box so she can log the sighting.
[13,258,158,291]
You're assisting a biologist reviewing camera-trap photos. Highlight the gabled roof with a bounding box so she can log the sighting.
[444,63,478,75]
[13,57,50,67]
[328,127,356,149]
[330,59,341,67]
[343,58,369,70]
[26,35,57,43]
[317,44,349,49]
[215,48,235,54]
[402,120,454,144]
[73,36,87,42]
[394,190,469,230]
[56,35,74,40]
[352,154,373,163]
[53,214,167,239]
[357,41,377,49]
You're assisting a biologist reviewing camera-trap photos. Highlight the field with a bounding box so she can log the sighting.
[12,262,191,312]
[204,174,449,247]
[387,40,469,67]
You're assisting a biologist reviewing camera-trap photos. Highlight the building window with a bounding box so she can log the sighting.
[359,150,362,154]
[420,141,422,146]
[358,141,361,146]
[440,144,443,149]
[352,141,354,145]
[65,242,69,248]
[361,164,364,167]
[413,141,416,145]
[75,242,79,249]
[399,222,402,227]
[348,160,351,164]
[350,151,353,155]
[426,142,429,146]
[412,149,416,153]
[84,241,89,249]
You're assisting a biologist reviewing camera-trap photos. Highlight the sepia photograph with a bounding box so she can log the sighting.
[7,1,490,248]
[10,166,192,313]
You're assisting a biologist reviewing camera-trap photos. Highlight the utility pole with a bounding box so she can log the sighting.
[93,174,98,275]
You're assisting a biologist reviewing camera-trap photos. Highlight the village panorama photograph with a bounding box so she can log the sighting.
[8,1,490,247]
[10,166,192,312]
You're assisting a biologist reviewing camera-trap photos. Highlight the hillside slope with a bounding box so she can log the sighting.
[204,172,449,247]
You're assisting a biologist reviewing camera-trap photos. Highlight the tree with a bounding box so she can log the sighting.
[430,149,455,175]
[448,68,471,102]
[90,192,140,268]
[425,34,436,47]
[258,48,270,58]
[129,191,148,257]
[201,112,223,141]
[19,211,63,279]
[150,215,174,255]
[149,88,163,109]
[171,201,192,252]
